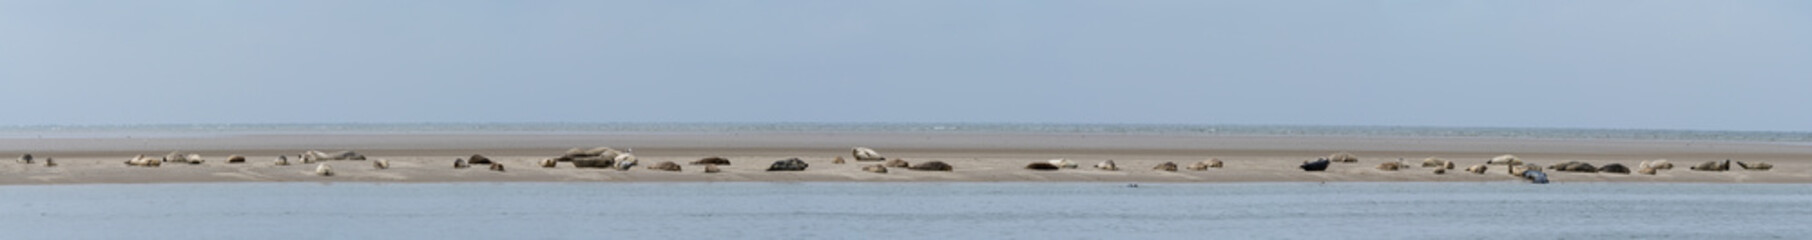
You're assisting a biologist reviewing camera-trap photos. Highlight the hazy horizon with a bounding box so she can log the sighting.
[3,1,1808,131]
[5,122,1809,135]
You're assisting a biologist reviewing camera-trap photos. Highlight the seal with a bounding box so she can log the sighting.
[1025,162,1061,170]
[315,164,334,176]
[767,158,809,171]
[1096,160,1120,171]
[1300,158,1331,171]
[852,147,885,161]
[1152,162,1178,172]
[909,161,953,171]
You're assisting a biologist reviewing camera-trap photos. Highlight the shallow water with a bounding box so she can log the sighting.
[2,182,1809,239]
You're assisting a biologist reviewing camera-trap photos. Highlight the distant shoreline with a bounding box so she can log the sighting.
[7,181,1811,188]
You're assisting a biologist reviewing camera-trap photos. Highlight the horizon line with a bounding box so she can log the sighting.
[3,121,1807,134]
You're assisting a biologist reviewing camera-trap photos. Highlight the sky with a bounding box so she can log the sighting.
[1,0,1808,131]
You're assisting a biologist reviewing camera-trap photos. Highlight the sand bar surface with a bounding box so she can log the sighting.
[3,133,1809,184]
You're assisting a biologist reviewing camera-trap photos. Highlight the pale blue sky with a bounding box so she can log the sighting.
[1,0,1808,131]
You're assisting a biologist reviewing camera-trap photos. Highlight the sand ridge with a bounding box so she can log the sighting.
[2,133,1809,184]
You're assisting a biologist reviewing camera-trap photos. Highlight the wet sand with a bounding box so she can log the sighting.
[3,133,1809,184]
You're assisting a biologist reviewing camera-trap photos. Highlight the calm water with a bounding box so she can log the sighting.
[3,123,1811,142]
[2,182,1808,239]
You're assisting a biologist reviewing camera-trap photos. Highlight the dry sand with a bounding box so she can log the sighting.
[3,133,1810,184]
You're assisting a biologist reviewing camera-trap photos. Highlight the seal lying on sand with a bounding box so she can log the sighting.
[1186,159,1223,171]
[568,148,620,168]
[1095,160,1119,171]
[467,155,493,164]
[454,158,471,169]
[559,147,617,162]
[164,152,204,165]
[1640,159,1674,170]
[1736,161,1773,171]
[1488,155,1522,165]
[704,164,721,173]
[315,164,334,176]
[126,154,162,167]
[1421,157,1448,168]
[1466,165,1488,174]
[614,154,639,171]
[1328,152,1358,163]
[862,164,887,173]
[1548,161,1597,173]
[570,155,617,168]
[1300,158,1330,172]
[767,158,809,171]
[1048,159,1079,169]
[1025,162,1061,170]
[1153,162,1178,172]
[1376,162,1403,171]
[648,161,682,171]
[690,157,731,165]
[539,158,558,168]
[226,155,246,164]
[1523,170,1549,184]
[1690,160,1730,171]
[302,150,366,161]
[884,159,911,168]
[274,156,291,166]
[1598,163,1630,174]
[1509,163,1535,176]
[852,147,885,161]
[909,161,953,171]
[490,163,506,172]
[373,159,390,169]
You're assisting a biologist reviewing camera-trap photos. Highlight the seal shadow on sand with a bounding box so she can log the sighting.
[211,167,278,181]
[26,175,67,182]
[357,171,410,180]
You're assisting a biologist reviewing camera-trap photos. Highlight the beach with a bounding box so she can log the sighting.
[4,133,1808,184]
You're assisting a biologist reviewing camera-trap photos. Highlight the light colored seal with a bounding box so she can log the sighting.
[1328,152,1359,163]
[126,154,162,167]
[1048,159,1080,169]
[1152,162,1178,172]
[1376,162,1402,171]
[1421,157,1448,168]
[862,164,888,173]
[852,147,885,161]
[1465,164,1487,174]
[315,164,333,176]
[1487,155,1522,165]
[1095,160,1119,171]
[648,161,682,171]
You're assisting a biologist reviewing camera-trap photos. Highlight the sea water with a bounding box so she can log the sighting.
[2,182,1808,239]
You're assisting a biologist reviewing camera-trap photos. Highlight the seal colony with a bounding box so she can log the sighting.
[2,144,1796,184]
